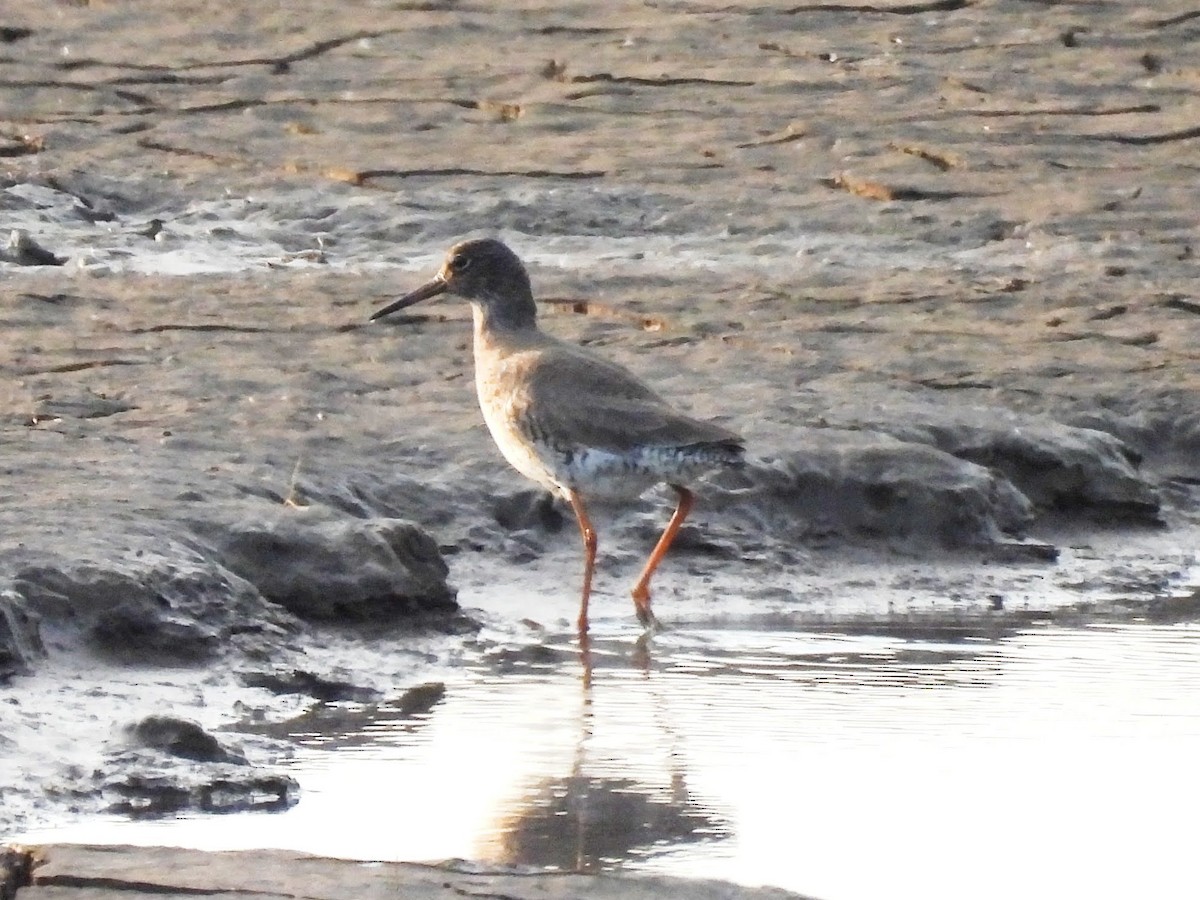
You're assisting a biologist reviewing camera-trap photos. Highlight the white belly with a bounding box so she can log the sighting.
[477,397,666,500]
[477,393,562,493]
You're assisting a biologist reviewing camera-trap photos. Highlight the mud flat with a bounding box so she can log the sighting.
[1,0,1199,890]
[1,844,809,900]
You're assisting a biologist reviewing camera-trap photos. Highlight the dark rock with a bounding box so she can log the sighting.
[629,517,743,558]
[45,745,299,820]
[501,531,546,564]
[241,668,381,702]
[12,540,295,664]
[492,488,565,532]
[127,715,247,764]
[836,404,1161,524]
[295,471,465,527]
[1,229,66,266]
[109,774,193,817]
[1116,408,1200,480]
[1065,409,1163,461]
[721,429,1032,547]
[197,773,298,814]
[0,591,44,681]
[99,757,298,817]
[202,512,456,622]
[938,426,1156,521]
[90,606,221,664]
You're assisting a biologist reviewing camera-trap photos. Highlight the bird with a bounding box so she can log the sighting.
[370,238,743,635]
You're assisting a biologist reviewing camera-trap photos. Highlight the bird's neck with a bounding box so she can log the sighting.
[471,291,538,339]
[472,303,550,381]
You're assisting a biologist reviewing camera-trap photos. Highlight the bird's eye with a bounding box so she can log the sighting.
[448,254,471,272]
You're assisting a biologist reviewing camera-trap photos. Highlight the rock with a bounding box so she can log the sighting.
[97,754,299,817]
[1,228,66,265]
[127,715,247,764]
[296,471,465,528]
[42,745,300,819]
[832,403,1161,524]
[1106,407,1200,480]
[0,590,44,681]
[492,488,565,532]
[12,538,296,664]
[91,607,222,663]
[722,429,1033,547]
[201,512,457,622]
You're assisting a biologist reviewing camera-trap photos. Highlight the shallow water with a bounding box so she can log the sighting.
[22,622,1200,900]
[2,178,1090,279]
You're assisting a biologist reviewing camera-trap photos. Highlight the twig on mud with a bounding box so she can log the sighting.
[283,458,309,510]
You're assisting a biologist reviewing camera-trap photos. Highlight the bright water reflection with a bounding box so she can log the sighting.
[25,624,1200,900]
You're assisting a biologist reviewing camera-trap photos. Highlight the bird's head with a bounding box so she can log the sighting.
[371,238,536,329]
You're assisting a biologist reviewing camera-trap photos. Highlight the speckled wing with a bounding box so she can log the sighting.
[519,343,743,454]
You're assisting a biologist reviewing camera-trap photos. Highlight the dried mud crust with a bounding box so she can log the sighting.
[1,1,1197,201]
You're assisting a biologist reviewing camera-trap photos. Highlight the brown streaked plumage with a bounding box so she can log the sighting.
[371,238,743,635]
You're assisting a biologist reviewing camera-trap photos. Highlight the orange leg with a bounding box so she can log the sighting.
[630,485,694,629]
[566,488,598,635]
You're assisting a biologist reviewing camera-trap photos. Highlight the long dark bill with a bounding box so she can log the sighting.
[369,276,448,321]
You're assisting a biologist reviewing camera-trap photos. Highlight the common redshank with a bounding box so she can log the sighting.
[370,238,743,634]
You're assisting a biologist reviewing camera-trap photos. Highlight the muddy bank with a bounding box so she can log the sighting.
[0,0,1199,873]
[1,844,811,900]
[0,258,1192,685]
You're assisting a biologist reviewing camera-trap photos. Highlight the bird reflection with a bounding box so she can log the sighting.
[578,629,653,686]
[494,772,723,872]
[488,632,730,872]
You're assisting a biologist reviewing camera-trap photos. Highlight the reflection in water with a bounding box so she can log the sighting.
[234,681,448,745]
[493,773,725,871]
[488,646,728,870]
[20,622,1200,900]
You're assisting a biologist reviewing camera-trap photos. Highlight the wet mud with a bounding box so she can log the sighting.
[1,1,1199,894]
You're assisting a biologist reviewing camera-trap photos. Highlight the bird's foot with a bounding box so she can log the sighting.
[635,605,662,634]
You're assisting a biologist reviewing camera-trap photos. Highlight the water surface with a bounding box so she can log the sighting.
[24,623,1200,900]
